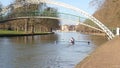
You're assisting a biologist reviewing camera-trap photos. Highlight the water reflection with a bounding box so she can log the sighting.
[0,32,107,68]
[9,34,58,45]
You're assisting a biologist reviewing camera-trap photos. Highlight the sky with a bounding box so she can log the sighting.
[56,0,95,14]
[0,0,13,6]
[0,0,96,25]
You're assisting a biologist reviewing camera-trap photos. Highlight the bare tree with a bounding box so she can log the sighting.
[89,0,105,10]
[0,2,3,20]
[0,2,2,12]
[92,0,120,27]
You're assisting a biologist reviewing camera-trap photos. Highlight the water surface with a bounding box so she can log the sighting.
[0,32,107,68]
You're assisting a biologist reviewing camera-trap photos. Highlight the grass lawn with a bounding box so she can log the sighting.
[0,30,53,36]
[0,30,25,34]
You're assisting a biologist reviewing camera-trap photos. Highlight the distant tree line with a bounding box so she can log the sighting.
[0,0,60,33]
[77,0,120,33]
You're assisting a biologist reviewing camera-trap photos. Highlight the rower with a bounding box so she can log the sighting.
[70,37,75,45]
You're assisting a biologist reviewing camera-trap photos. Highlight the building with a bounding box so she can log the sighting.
[61,24,76,32]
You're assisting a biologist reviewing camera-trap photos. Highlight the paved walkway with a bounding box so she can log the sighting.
[76,36,120,68]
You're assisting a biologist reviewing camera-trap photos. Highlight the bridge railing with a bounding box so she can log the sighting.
[0,11,51,20]
[0,11,86,23]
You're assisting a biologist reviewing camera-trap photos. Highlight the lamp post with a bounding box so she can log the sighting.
[116,27,120,36]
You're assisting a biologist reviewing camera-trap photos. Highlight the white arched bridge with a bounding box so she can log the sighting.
[0,0,115,40]
[0,11,103,32]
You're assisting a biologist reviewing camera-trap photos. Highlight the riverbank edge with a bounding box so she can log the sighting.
[80,32,106,36]
[75,36,120,68]
[0,32,54,37]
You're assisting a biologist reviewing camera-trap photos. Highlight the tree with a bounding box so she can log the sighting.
[42,7,60,31]
[0,2,3,20]
[84,19,99,28]
[2,0,60,32]
[0,2,2,12]
[92,0,120,27]
[89,0,105,10]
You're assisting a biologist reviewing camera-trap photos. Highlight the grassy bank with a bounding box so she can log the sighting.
[0,30,25,34]
[0,30,54,37]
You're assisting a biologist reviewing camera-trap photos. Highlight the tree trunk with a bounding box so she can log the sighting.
[25,19,29,33]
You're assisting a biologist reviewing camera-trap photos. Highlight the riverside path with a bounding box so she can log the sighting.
[76,36,120,68]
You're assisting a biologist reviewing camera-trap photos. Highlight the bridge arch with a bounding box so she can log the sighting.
[0,15,104,32]
[0,0,115,39]
[25,0,115,40]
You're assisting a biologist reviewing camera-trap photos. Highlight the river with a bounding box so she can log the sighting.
[0,32,107,68]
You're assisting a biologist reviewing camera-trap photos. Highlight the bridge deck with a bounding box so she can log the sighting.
[76,36,120,68]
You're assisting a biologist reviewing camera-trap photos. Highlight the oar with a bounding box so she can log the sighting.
[55,40,90,44]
